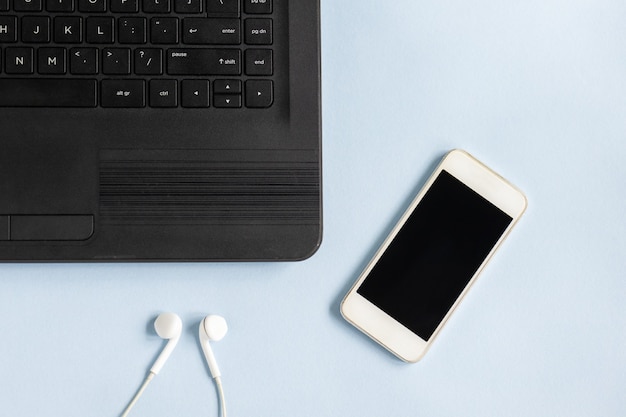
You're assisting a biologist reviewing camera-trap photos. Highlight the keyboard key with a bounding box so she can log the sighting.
[0,79,97,107]
[47,0,75,12]
[149,79,177,107]
[22,16,51,44]
[78,0,105,12]
[54,16,82,43]
[14,0,43,11]
[183,18,240,45]
[181,79,209,107]
[118,17,146,44]
[110,0,138,12]
[135,48,162,75]
[70,47,98,74]
[0,16,17,43]
[214,94,241,108]
[102,48,131,75]
[0,0,8,11]
[38,47,66,74]
[167,48,241,75]
[86,17,114,44]
[143,0,169,13]
[245,18,272,45]
[245,49,272,75]
[245,79,273,108]
[5,48,34,74]
[174,0,202,13]
[151,17,178,44]
[244,0,271,14]
[101,79,145,108]
[206,0,238,16]
[214,79,241,94]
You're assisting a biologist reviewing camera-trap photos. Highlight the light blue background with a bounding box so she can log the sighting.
[1,1,625,416]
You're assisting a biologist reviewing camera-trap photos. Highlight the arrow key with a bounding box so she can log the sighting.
[214,94,241,108]
[214,79,241,94]
[245,79,273,108]
[181,79,210,108]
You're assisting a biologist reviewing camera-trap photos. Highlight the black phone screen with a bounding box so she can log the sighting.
[357,170,513,341]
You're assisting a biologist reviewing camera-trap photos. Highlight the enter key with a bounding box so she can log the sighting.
[183,18,241,45]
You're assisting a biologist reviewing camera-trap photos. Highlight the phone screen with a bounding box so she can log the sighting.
[357,170,513,341]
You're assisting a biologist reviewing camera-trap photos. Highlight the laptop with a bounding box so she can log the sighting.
[0,0,322,261]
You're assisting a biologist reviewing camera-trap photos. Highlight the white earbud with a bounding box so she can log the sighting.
[121,312,182,417]
[199,315,228,417]
[199,315,228,378]
[150,312,182,375]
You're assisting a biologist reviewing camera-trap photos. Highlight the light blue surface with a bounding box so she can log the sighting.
[1,1,625,415]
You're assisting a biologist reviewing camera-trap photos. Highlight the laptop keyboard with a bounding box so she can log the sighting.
[0,0,274,108]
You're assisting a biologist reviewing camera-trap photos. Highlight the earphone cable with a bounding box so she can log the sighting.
[120,372,155,417]
[215,376,227,417]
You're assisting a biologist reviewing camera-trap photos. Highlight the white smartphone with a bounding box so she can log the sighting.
[341,149,527,363]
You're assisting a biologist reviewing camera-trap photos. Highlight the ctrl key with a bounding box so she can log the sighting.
[101,79,146,108]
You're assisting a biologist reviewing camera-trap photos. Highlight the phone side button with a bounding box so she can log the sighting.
[10,215,94,241]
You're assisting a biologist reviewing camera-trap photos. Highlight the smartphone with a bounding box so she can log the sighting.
[340,149,527,362]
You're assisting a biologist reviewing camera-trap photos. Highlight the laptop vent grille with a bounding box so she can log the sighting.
[99,159,320,225]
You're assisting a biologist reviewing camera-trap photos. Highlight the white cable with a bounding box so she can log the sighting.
[120,372,155,417]
[214,376,227,417]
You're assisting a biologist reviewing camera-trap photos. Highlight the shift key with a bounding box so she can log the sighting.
[167,49,241,75]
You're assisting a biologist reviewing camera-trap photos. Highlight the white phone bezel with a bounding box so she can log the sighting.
[340,149,527,363]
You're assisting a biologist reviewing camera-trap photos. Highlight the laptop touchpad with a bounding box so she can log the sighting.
[0,141,96,239]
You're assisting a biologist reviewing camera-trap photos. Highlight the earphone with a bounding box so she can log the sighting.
[199,315,229,417]
[120,313,228,417]
[151,312,183,375]
[121,312,182,417]
[199,315,228,378]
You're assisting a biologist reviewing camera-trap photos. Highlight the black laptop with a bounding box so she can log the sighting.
[0,0,322,261]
